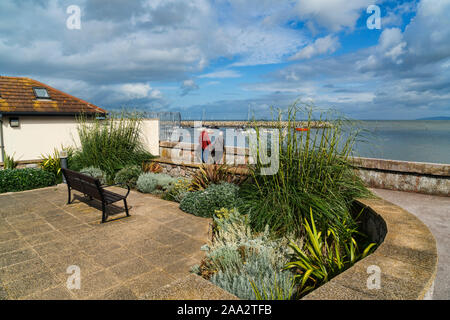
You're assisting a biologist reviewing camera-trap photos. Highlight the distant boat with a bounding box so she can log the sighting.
[295,128,309,132]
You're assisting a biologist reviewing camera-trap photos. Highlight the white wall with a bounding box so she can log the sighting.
[141,119,160,156]
[1,116,160,161]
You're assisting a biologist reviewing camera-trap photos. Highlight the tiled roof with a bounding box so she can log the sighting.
[0,76,106,115]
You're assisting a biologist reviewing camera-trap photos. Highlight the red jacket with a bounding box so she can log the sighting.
[199,130,211,150]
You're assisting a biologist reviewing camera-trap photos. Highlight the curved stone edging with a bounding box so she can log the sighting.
[302,197,438,300]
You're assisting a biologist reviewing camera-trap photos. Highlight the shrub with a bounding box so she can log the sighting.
[80,167,106,184]
[136,173,158,193]
[114,165,142,188]
[136,172,178,194]
[144,173,177,191]
[179,182,241,218]
[65,146,83,172]
[142,161,163,173]
[163,178,191,202]
[40,148,63,183]
[194,208,297,300]
[285,209,377,297]
[0,168,56,193]
[74,112,154,182]
[239,104,371,239]
[190,164,247,191]
[3,152,18,169]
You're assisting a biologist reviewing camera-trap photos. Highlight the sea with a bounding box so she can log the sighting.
[353,120,450,164]
[166,120,450,165]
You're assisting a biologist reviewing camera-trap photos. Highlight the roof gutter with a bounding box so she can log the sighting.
[0,114,4,163]
[0,111,106,116]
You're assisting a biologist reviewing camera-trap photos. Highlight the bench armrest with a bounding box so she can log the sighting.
[101,183,131,198]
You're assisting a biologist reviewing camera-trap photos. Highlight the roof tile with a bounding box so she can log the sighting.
[0,76,106,114]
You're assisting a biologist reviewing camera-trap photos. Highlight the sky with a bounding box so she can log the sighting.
[0,0,449,120]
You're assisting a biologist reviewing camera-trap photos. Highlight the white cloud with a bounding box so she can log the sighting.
[120,83,152,99]
[290,35,340,60]
[180,79,199,96]
[379,28,407,63]
[218,25,307,66]
[205,81,220,86]
[294,0,374,32]
[198,70,241,79]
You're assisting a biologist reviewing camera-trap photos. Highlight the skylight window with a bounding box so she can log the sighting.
[33,87,50,99]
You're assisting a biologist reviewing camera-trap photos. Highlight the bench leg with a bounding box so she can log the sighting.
[67,187,72,204]
[101,202,107,223]
[124,199,130,217]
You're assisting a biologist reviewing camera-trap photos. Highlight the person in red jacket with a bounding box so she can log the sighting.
[199,129,211,163]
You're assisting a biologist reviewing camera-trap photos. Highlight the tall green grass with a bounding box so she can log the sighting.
[239,103,371,239]
[71,112,153,182]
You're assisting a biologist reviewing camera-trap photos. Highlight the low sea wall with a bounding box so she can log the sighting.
[354,157,449,197]
[157,141,449,196]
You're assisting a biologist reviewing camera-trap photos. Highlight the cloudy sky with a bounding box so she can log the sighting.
[1,0,449,119]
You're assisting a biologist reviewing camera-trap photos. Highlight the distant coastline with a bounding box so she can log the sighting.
[415,116,450,120]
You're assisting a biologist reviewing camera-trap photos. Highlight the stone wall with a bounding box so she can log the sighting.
[354,157,449,196]
[158,161,201,178]
[158,141,449,196]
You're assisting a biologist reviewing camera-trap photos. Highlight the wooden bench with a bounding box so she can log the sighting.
[61,168,130,223]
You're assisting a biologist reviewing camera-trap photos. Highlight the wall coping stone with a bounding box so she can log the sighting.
[353,157,449,177]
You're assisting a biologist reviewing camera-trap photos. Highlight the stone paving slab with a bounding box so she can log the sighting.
[143,274,238,300]
[0,185,216,300]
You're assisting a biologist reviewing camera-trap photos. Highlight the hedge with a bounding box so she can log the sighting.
[0,168,56,193]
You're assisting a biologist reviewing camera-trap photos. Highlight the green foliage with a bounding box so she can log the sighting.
[285,209,377,297]
[163,177,191,202]
[239,103,371,239]
[190,164,248,191]
[136,172,179,194]
[73,112,154,182]
[194,208,297,300]
[0,168,56,193]
[3,152,18,169]
[65,146,82,172]
[179,182,241,217]
[145,173,178,190]
[114,165,142,188]
[250,275,296,300]
[80,167,106,184]
[136,173,158,193]
[40,148,63,182]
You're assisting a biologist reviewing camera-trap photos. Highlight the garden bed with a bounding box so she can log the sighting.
[302,198,437,300]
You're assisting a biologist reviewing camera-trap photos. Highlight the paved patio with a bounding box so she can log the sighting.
[0,184,219,300]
